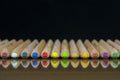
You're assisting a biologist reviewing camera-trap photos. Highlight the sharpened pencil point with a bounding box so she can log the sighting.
[1,52,7,58]
[103,52,109,58]
[112,52,119,58]
[51,52,59,58]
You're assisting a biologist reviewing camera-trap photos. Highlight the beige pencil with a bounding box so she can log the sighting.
[31,39,46,58]
[11,40,31,58]
[92,40,109,58]
[41,39,53,58]
[99,39,119,58]
[51,39,61,58]
[107,39,120,56]
[1,39,23,58]
[69,39,79,58]
[61,39,70,58]
[76,39,89,58]
[21,39,39,58]
[84,40,99,58]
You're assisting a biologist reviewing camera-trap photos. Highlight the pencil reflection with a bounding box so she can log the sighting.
[0,59,119,69]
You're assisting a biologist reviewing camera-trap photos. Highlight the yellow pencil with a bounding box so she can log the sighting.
[51,39,61,58]
[69,39,79,58]
[76,39,89,58]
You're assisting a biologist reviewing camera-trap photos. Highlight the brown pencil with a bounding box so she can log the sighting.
[84,40,99,58]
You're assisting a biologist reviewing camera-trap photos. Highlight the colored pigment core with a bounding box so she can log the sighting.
[22,52,27,58]
[51,52,59,58]
[42,52,48,58]
[1,52,7,58]
[51,60,59,68]
[61,52,69,58]
[11,53,17,58]
[93,53,98,58]
[72,53,79,58]
[112,52,119,58]
[42,60,49,67]
[32,52,38,58]
[81,52,89,58]
[61,60,69,68]
[103,52,109,58]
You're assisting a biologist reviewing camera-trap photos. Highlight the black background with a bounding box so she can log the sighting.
[0,0,119,40]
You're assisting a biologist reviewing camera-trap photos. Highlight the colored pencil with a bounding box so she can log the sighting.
[21,39,39,58]
[61,59,70,68]
[0,39,16,52]
[41,59,50,68]
[84,40,99,58]
[51,59,60,68]
[11,40,31,58]
[71,59,79,68]
[61,39,70,58]
[76,39,89,58]
[41,39,53,58]
[99,39,119,58]
[115,39,120,45]
[1,39,23,58]
[80,59,89,68]
[51,39,61,58]
[31,39,46,58]
[69,39,79,58]
[92,40,109,58]
[107,39,120,56]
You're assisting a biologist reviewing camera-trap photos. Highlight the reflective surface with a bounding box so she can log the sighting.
[0,59,120,80]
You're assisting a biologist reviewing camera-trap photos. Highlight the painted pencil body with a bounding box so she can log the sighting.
[61,39,70,58]
[21,39,39,58]
[84,40,99,58]
[51,39,61,58]
[31,39,46,58]
[99,39,119,58]
[76,39,89,58]
[1,39,23,58]
[69,40,79,58]
[107,39,120,56]
[11,40,31,58]
[92,40,109,58]
[41,39,53,58]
